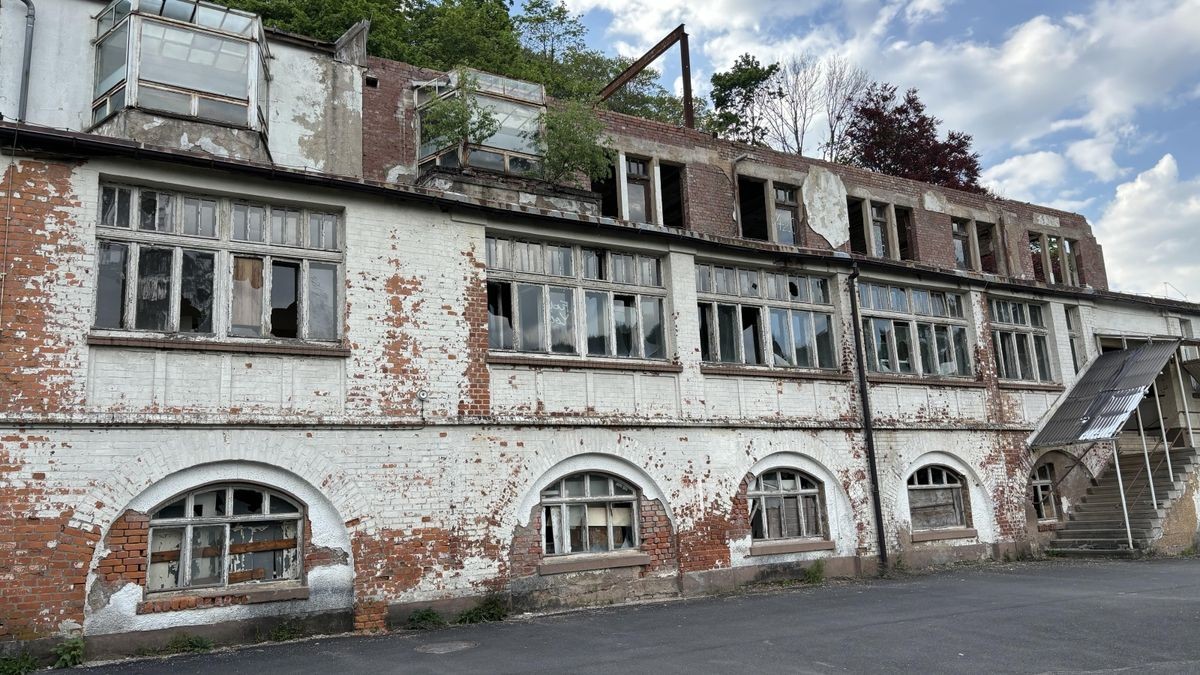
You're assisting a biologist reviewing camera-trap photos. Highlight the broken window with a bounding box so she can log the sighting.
[749,469,825,540]
[869,202,891,258]
[774,185,799,245]
[625,158,651,223]
[591,169,619,219]
[737,176,769,241]
[895,207,914,261]
[951,218,971,270]
[91,0,268,128]
[1028,233,1046,282]
[847,198,867,254]
[94,183,343,340]
[847,197,899,258]
[485,237,666,360]
[859,281,971,377]
[147,483,302,592]
[541,472,638,555]
[976,221,999,273]
[696,264,836,369]
[1065,306,1085,374]
[1030,463,1058,521]
[989,298,1054,382]
[907,466,967,531]
[660,163,685,229]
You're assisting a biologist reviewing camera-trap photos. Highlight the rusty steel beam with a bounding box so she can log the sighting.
[598,24,695,128]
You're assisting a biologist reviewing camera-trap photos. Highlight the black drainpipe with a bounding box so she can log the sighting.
[848,262,889,572]
[16,0,37,122]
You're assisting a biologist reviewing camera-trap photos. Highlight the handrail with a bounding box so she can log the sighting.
[1126,427,1187,507]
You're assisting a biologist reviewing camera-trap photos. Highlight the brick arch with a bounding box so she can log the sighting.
[898,451,998,542]
[512,452,675,529]
[740,451,859,557]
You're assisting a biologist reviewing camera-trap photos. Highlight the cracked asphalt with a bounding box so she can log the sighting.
[81,558,1200,674]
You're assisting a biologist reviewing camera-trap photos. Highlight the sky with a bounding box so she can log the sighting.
[560,0,1200,300]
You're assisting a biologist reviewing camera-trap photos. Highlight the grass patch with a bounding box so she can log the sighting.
[801,560,825,585]
[52,637,85,668]
[407,608,448,630]
[136,633,214,657]
[455,595,509,625]
[265,620,305,643]
[0,652,40,675]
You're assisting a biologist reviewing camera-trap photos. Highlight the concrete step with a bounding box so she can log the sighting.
[1045,547,1144,559]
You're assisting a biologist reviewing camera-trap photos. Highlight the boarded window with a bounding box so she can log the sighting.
[907,466,966,530]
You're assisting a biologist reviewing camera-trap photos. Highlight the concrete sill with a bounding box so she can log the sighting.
[488,353,682,373]
[749,539,836,556]
[139,585,310,613]
[700,365,852,381]
[911,528,977,543]
[89,333,350,358]
[997,380,1065,393]
[538,551,651,576]
[867,374,985,389]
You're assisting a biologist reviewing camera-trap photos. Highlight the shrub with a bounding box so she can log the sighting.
[455,595,509,624]
[407,608,448,630]
[802,560,825,585]
[52,637,85,668]
[0,652,40,675]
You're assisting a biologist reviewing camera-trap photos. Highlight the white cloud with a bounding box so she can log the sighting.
[1066,136,1126,182]
[904,0,951,24]
[981,151,1068,202]
[1094,154,1200,299]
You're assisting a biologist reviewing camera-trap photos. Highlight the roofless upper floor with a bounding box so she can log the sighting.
[0,0,1107,291]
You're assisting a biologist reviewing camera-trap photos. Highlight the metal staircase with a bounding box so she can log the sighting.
[1047,429,1198,556]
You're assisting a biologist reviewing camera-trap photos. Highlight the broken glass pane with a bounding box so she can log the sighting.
[139,191,172,232]
[611,503,635,549]
[487,281,514,350]
[230,256,263,336]
[232,488,264,515]
[100,186,131,227]
[147,526,183,591]
[228,520,299,584]
[96,241,128,328]
[192,489,225,517]
[135,247,172,330]
[269,261,299,338]
[269,494,299,514]
[179,249,214,333]
[190,525,225,586]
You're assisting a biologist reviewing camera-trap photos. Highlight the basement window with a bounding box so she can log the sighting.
[91,0,269,130]
[94,183,342,341]
[541,472,638,555]
[907,466,967,531]
[738,176,769,241]
[748,470,825,540]
[148,484,303,591]
[1030,463,1058,521]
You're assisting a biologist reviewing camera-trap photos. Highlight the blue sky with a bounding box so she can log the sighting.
[560,0,1200,300]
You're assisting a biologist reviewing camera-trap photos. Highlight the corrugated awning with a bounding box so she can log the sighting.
[1183,359,1200,385]
[1030,339,1181,448]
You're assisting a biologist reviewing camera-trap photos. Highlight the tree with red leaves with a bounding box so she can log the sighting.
[844,83,988,194]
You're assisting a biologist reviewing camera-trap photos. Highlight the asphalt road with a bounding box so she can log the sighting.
[82,559,1200,674]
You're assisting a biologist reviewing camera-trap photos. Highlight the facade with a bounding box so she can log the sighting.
[3,0,1200,657]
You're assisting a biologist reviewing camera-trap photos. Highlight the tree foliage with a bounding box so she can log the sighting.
[419,69,500,167]
[708,54,781,146]
[844,83,987,193]
[527,99,614,184]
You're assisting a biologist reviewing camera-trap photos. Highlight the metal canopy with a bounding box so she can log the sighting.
[1031,339,1181,448]
[1183,359,1200,385]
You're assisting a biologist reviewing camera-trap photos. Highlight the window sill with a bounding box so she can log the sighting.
[701,365,852,381]
[748,539,835,556]
[537,550,651,576]
[138,584,309,613]
[88,333,350,358]
[911,527,977,543]
[996,380,1065,393]
[867,374,985,388]
[488,353,682,373]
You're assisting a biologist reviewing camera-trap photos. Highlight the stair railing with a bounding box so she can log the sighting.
[1126,427,1188,509]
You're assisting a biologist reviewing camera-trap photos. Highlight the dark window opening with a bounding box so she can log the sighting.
[895,207,914,261]
[741,306,764,365]
[270,261,299,338]
[977,222,998,273]
[847,198,867,254]
[1028,233,1046,282]
[951,218,971,270]
[591,169,618,219]
[738,176,769,241]
[660,164,684,229]
[487,281,514,349]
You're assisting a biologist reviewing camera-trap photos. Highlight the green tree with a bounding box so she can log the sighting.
[419,69,501,168]
[709,53,781,145]
[527,100,614,185]
[514,0,586,64]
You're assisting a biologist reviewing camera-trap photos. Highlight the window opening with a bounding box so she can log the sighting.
[541,472,638,555]
[774,185,799,246]
[660,164,684,229]
[625,158,651,223]
[907,466,966,531]
[847,198,867,254]
[748,470,825,540]
[1030,463,1057,521]
[990,298,1054,382]
[737,176,769,241]
[859,281,970,377]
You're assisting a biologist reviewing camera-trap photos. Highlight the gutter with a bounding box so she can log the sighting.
[16,0,36,122]
[849,262,889,573]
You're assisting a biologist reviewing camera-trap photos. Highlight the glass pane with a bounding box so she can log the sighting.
[139,85,191,116]
[487,281,514,350]
[154,497,186,520]
[894,321,914,373]
[232,488,264,515]
[611,503,635,549]
[1015,333,1034,380]
[814,314,836,369]
[196,98,247,126]
[1034,335,1052,381]
[544,505,561,554]
[890,288,909,313]
[918,324,936,376]
[810,277,830,304]
[613,479,634,496]
[182,197,216,237]
[96,241,128,328]
[640,257,662,287]
[611,254,636,284]
[476,96,541,154]
[308,213,338,250]
[101,186,131,228]
[564,474,585,497]
[792,310,814,368]
[140,21,250,99]
[135,247,172,331]
[585,291,609,356]
[698,303,715,362]
[271,209,301,246]
[779,471,798,491]
[770,308,792,367]
[567,504,586,552]
[641,297,665,359]
[947,294,964,319]
[147,526,183,591]
[585,505,610,552]
[582,249,605,280]
[94,24,129,97]
[179,249,214,333]
[775,208,795,245]
[909,487,964,530]
[512,242,543,274]
[739,270,760,297]
[695,264,711,293]
[741,306,763,365]
[953,326,971,376]
[935,325,954,375]
[548,286,575,354]
[516,284,545,352]
[913,289,932,315]
[717,304,739,363]
[613,294,638,357]
[231,257,263,337]
[234,204,266,242]
[931,292,947,317]
[138,191,172,232]
[192,489,226,518]
[802,495,820,537]
[308,263,339,340]
[270,494,299,514]
[546,245,572,276]
[190,525,226,586]
[626,181,648,222]
[229,519,299,584]
[714,267,736,295]
[1029,305,1044,328]
[872,318,894,372]
[589,475,610,497]
[269,261,299,339]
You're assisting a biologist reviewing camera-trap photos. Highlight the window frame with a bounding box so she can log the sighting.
[146,482,305,593]
[989,297,1055,383]
[93,182,344,342]
[906,465,967,532]
[858,280,972,378]
[539,472,640,557]
[1028,231,1084,286]
[747,469,827,542]
[695,263,837,370]
[484,236,669,361]
[1030,463,1058,522]
[90,0,269,131]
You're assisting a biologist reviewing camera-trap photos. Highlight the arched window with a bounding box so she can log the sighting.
[541,472,638,555]
[907,466,966,531]
[748,469,825,540]
[1030,463,1057,521]
[148,484,303,592]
